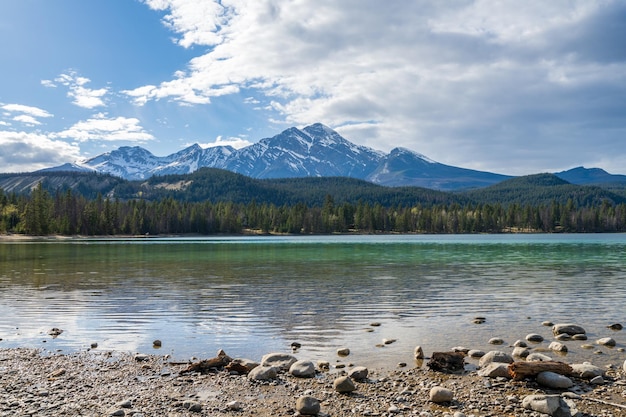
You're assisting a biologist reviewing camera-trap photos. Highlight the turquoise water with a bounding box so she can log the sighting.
[1,234,625,369]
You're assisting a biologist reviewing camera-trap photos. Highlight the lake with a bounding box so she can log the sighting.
[1,234,625,370]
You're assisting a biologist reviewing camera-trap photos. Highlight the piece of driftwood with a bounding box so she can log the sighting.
[179,353,232,375]
[582,396,626,410]
[427,352,465,373]
[507,361,573,380]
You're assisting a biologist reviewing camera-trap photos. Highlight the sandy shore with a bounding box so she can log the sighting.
[1,348,625,417]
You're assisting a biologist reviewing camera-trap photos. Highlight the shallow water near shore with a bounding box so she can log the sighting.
[1,234,625,370]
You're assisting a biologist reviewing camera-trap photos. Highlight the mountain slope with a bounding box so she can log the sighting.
[556,166,626,185]
[367,147,511,191]
[460,173,626,206]
[39,123,509,190]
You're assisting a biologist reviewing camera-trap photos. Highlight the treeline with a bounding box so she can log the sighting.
[2,183,626,236]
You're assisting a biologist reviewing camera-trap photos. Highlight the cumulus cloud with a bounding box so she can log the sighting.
[0,130,81,172]
[129,0,626,175]
[54,114,154,142]
[51,71,109,109]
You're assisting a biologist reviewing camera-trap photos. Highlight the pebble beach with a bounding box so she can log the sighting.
[2,321,626,417]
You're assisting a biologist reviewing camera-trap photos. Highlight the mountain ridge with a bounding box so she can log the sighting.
[39,123,507,191]
[36,122,626,191]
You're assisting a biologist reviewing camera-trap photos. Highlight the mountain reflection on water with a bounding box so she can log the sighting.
[1,234,625,369]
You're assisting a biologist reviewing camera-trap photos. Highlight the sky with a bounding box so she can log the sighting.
[1,0,625,176]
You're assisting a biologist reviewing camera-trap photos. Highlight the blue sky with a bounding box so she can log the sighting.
[1,0,625,176]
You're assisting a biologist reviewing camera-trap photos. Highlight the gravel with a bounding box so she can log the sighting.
[1,348,625,416]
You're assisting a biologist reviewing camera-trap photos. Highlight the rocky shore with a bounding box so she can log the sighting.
[2,323,626,417]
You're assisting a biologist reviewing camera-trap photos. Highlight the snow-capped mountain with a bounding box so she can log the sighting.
[368,147,511,189]
[42,123,508,190]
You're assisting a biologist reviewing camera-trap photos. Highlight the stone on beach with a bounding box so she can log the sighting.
[289,360,316,378]
[260,352,297,370]
[333,376,356,393]
[536,371,574,389]
[429,386,454,403]
[478,350,513,368]
[296,396,321,415]
[477,363,511,379]
[552,323,586,336]
[570,362,605,379]
[348,366,369,381]
[247,365,278,381]
[522,394,578,417]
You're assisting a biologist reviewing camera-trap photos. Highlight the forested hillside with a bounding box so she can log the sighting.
[459,173,626,206]
[2,169,626,236]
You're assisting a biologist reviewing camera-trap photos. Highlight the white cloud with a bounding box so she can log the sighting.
[54,71,108,109]
[199,135,252,150]
[131,0,626,175]
[1,103,53,127]
[54,114,154,142]
[1,103,53,119]
[0,131,81,172]
[13,115,41,125]
[142,0,226,48]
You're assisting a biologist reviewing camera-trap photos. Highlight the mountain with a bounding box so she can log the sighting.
[39,123,508,190]
[460,173,626,206]
[555,167,626,186]
[366,147,510,190]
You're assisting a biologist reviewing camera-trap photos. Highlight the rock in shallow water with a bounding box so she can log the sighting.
[548,341,568,352]
[552,323,586,336]
[596,337,616,347]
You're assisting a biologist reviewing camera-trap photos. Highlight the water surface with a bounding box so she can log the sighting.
[1,234,625,369]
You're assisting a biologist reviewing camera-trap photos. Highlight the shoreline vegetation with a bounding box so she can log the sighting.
[2,181,626,236]
[1,337,625,417]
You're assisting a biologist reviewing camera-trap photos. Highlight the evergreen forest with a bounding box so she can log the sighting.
[1,169,626,236]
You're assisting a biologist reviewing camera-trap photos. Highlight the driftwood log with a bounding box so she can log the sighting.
[179,352,232,375]
[507,361,573,380]
[427,352,465,373]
